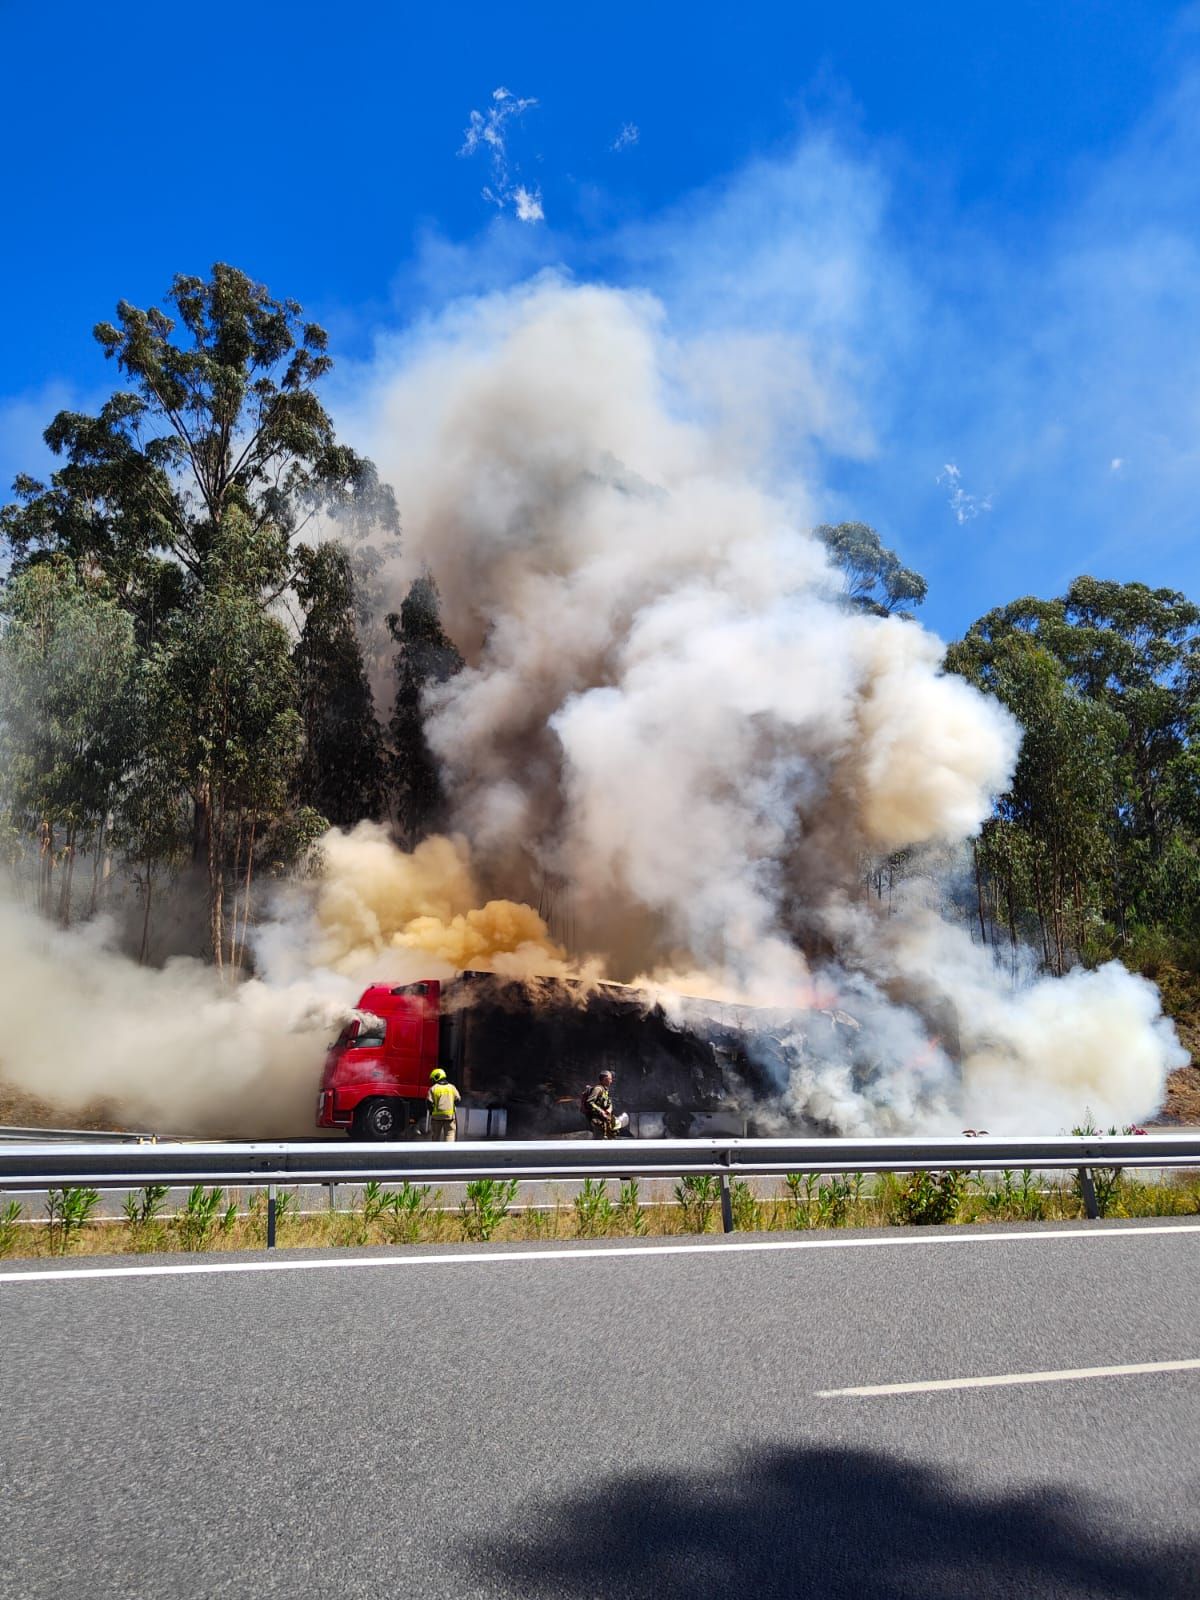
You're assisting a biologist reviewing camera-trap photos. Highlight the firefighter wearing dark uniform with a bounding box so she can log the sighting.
[428,1068,461,1141]
[584,1070,616,1139]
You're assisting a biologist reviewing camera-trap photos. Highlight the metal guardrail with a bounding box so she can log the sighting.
[3,1132,1199,1242]
[0,1125,156,1144]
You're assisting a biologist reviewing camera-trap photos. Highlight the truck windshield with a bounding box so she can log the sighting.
[335,1018,386,1050]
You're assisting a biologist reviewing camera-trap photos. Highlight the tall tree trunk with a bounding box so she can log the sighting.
[193,788,210,868]
[88,814,106,918]
[1004,863,1019,978]
[139,869,154,966]
[972,840,988,945]
[39,818,54,918]
[1034,865,1051,970]
[58,825,76,927]
[233,816,257,973]
[228,811,244,971]
[208,786,225,972]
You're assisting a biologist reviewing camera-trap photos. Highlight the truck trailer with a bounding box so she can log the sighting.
[316,970,776,1140]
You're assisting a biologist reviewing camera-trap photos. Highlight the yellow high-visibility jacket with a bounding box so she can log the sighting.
[428,1082,461,1120]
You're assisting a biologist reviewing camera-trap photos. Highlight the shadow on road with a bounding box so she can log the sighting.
[461,1443,1197,1599]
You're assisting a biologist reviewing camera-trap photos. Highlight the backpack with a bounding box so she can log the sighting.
[580,1085,595,1118]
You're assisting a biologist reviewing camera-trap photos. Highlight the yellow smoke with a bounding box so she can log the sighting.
[311,823,591,981]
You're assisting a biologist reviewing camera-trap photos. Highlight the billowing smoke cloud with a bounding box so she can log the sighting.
[350,277,1185,1130]
[0,900,343,1136]
[0,277,1186,1135]
[0,829,582,1136]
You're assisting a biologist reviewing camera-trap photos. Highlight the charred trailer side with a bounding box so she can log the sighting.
[315,971,762,1140]
[438,971,756,1139]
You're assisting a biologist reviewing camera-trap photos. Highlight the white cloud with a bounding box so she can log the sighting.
[611,122,639,152]
[459,85,544,223]
[937,463,992,525]
[513,185,544,223]
[1111,457,1124,471]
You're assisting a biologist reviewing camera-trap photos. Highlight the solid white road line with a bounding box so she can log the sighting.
[817,1356,1200,1398]
[1,1219,1199,1286]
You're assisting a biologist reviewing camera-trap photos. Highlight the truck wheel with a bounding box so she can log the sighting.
[355,1099,403,1141]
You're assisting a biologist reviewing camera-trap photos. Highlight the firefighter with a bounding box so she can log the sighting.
[584,1070,617,1138]
[427,1067,461,1141]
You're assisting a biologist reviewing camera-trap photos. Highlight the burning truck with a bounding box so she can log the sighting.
[315,970,932,1140]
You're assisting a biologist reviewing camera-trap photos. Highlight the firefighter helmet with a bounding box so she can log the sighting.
[430,1068,447,1082]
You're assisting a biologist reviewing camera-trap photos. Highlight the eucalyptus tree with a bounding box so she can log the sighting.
[951,578,1200,953]
[0,265,399,963]
[0,561,136,922]
[294,540,388,828]
[388,574,463,846]
[814,521,927,618]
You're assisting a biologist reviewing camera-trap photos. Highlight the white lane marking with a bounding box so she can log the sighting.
[1,1220,1199,1286]
[817,1356,1200,1398]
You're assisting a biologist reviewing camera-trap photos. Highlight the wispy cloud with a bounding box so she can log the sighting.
[459,86,544,223]
[937,463,992,525]
[512,186,544,223]
[611,122,639,152]
[388,48,1200,639]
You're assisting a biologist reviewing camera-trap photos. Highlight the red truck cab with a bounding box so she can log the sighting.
[316,980,442,1140]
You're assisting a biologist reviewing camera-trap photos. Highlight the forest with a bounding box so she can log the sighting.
[3,264,1199,1034]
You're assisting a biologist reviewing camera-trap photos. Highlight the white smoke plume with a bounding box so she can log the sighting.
[0,276,1185,1135]
[350,277,1184,1131]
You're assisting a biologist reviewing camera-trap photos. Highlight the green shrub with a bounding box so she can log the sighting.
[460,1177,520,1241]
[122,1183,169,1241]
[976,1168,1047,1222]
[0,1198,22,1257]
[574,1178,614,1238]
[617,1179,648,1236]
[730,1178,758,1231]
[381,1181,439,1243]
[783,1172,820,1228]
[815,1174,862,1228]
[782,1172,863,1229]
[176,1185,237,1251]
[891,1170,966,1226]
[674,1174,720,1233]
[45,1186,100,1254]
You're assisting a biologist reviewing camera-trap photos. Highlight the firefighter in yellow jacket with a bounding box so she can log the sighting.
[427,1068,461,1141]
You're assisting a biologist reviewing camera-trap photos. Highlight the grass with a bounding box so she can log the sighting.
[2,1170,1199,1260]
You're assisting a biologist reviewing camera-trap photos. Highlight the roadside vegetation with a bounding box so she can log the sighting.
[3,1167,1200,1260]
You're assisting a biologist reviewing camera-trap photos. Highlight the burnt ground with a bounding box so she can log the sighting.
[0,1082,130,1133]
[1158,1040,1200,1125]
[1143,962,1200,1126]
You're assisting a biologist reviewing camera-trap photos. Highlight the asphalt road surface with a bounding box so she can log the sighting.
[3,1219,1200,1600]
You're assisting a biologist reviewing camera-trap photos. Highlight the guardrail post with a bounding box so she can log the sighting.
[719,1171,734,1234]
[266,1182,278,1248]
[1078,1167,1099,1220]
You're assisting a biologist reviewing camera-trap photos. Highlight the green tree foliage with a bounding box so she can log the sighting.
[949,578,1200,972]
[0,562,136,922]
[815,521,928,618]
[294,542,388,828]
[388,574,463,846]
[0,266,398,965]
[158,525,306,968]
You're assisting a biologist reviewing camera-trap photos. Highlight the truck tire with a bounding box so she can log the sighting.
[354,1098,404,1141]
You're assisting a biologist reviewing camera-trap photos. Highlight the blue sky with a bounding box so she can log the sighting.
[3,0,1200,639]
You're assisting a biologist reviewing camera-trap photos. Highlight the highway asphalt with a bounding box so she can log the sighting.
[3,1218,1200,1599]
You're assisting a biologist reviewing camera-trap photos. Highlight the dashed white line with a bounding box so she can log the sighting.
[1,1220,1198,1285]
[817,1357,1200,1398]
